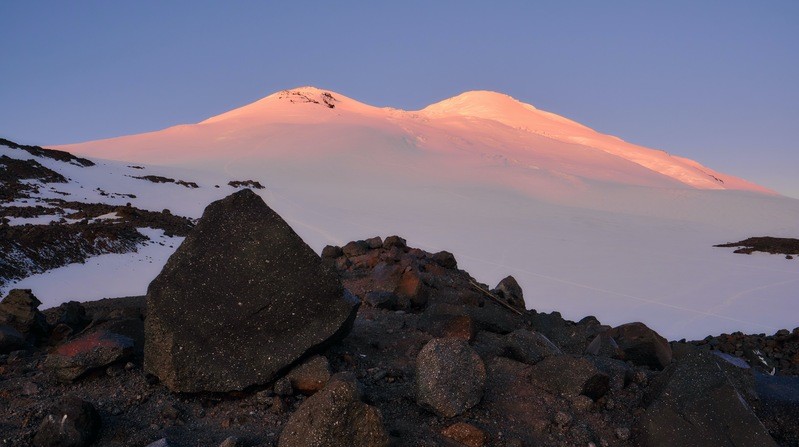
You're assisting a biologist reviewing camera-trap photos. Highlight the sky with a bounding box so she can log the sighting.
[2,1,798,197]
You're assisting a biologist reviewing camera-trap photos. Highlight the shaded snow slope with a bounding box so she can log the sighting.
[9,87,795,340]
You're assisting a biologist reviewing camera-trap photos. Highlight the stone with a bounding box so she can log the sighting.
[278,373,390,447]
[145,190,359,392]
[418,313,475,341]
[219,436,241,447]
[342,240,370,257]
[431,250,458,269]
[504,329,561,365]
[45,330,134,382]
[396,269,429,309]
[585,331,623,359]
[52,301,89,332]
[0,324,25,354]
[416,338,486,417]
[364,236,383,249]
[607,322,672,370]
[491,276,525,311]
[383,235,407,249]
[755,373,799,446]
[364,291,401,310]
[0,289,48,341]
[274,377,294,396]
[321,245,343,259]
[529,355,609,400]
[441,422,486,447]
[33,397,101,447]
[287,355,332,395]
[636,350,777,447]
[145,439,172,447]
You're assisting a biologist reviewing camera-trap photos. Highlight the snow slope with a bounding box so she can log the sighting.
[12,86,796,340]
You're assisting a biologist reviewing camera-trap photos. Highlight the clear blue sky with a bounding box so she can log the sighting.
[2,1,797,197]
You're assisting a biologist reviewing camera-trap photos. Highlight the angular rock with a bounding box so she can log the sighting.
[321,245,343,259]
[529,355,609,400]
[278,373,389,447]
[431,250,458,269]
[364,236,383,249]
[504,329,561,365]
[342,240,370,257]
[585,331,624,358]
[51,301,89,333]
[383,235,407,249]
[441,422,486,447]
[491,276,525,311]
[418,313,475,341]
[145,190,359,392]
[33,397,101,447]
[416,338,486,417]
[287,355,332,395]
[636,350,777,447]
[0,324,25,354]
[608,322,672,370]
[0,289,48,341]
[364,291,401,310]
[396,269,429,309]
[45,330,134,382]
[219,437,241,447]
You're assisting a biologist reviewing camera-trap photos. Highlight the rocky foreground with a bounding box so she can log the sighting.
[1,190,798,447]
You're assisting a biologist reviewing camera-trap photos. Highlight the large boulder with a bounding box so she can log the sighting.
[491,276,525,312]
[33,397,101,447]
[144,190,359,392]
[504,329,561,365]
[0,289,48,341]
[607,322,672,370]
[528,355,610,400]
[278,373,389,447]
[416,338,486,417]
[635,350,777,447]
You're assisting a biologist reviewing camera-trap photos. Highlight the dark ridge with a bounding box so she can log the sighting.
[228,179,265,189]
[0,137,94,167]
[715,236,799,256]
[130,175,199,189]
[0,155,68,200]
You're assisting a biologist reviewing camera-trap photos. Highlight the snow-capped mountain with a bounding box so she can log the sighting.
[5,87,798,339]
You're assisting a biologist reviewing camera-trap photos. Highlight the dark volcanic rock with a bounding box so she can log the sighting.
[491,275,525,311]
[0,324,26,353]
[286,355,332,395]
[144,189,359,392]
[278,372,389,447]
[0,289,48,341]
[45,330,134,382]
[416,337,486,417]
[528,355,609,400]
[504,329,561,365]
[755,373,799,446]
[33,397,101,447]
[636,350,777,447]
[607,322,672,370]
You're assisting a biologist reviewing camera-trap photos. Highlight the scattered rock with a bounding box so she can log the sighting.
[45,330,134,382]
[33,397,101,447]
[607,322,672,370]
[342,240,370,257]
[441,422,486,447]
[144,190,359,392]
[219,436,241,447]
[504,329,561,365]
[585,331,623,359]
[529,355,609,400]
[278,373,389,447]
[491,276,525,311]
[321,245,343,259]
[383,235,406,249]
[636,350,777,447]
[287,355,332,395]
[274,377,294,396]
[0,289,48,341]
[431,250,457,269]
[416,338,486,417]
[0,324,25,354]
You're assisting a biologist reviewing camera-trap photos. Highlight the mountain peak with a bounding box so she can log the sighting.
[421,90,537,117]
